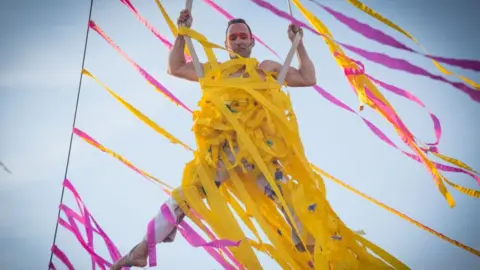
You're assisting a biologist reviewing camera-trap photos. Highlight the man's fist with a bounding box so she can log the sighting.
[288,23,303,42]
[177,9,193,28]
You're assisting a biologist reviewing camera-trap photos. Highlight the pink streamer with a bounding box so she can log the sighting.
[63,179,127,263]
[339,43,480,103]
[119,0,193,62]
[367,75,442,147]
[88,20,193,113]
[312,84,480,185]
[57,216,112,269]
[73,128,158,186]
[51,179,128,270]
[163,204,240,268]
[146,203,241,268]
[179,221,243,270]
[248,0,480,103]
[74,127,243,268]
[120,0,173,49]
[311,0,480,72]
[51,245,75,270]
[427,55,480,72]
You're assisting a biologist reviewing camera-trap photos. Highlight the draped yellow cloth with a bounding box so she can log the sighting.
[165,27,408,270]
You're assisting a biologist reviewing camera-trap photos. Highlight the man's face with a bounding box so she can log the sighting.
[225,23,254,59]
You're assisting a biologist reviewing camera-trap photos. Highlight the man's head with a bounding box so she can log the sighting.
[225,18,255,59]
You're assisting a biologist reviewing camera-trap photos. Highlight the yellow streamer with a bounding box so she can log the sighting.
[346,0,480,90]
[75,128,174,192]
[429,151,480,175]
[311,164,480,257]
[290,0,480,208]
[82,69,193,152]
[154,0,191,57]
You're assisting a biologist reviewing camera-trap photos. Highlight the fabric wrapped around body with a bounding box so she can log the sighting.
[161,27,409,270]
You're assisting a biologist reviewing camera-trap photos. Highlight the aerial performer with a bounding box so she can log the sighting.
[111,5,407,270]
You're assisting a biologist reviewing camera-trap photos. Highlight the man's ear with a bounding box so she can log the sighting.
[250,37,256,48]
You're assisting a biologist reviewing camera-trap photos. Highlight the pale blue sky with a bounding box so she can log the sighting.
[1,0,479,269]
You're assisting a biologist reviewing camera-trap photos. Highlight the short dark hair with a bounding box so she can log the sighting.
[226,18,252,36]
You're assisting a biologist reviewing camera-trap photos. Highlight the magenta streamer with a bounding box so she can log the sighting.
[249,0,480,103]
[88,20,193,112]
[310,0,480,72]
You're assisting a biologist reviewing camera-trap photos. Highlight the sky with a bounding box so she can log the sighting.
[0,0,479,269]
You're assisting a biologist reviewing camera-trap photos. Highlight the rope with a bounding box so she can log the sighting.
[47,0,94,267]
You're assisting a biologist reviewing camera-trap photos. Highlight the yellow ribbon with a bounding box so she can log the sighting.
[290,0,480,208]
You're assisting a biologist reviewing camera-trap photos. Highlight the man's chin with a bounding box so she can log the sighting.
[230,51,250,59]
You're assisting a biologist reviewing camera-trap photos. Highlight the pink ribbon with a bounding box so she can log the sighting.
[51,179,128,270]
[146,202,241,269]
[51,245,75,270]
[88,20,192,113]
[248,0,480,103]
[119,0,193,62]
[74,126,244,268]
[367,75,442,148]
[313,1,480,72]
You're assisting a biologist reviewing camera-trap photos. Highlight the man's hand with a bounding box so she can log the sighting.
[287,23,303,43]
[177,9,193,28]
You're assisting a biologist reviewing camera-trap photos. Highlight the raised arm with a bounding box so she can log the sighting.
[261,24,316,87]
[167,9,203,82]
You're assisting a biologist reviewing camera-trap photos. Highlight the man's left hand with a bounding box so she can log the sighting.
[288,24,303,42]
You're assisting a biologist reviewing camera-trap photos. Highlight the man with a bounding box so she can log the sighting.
[168,10,316,85]
[111,9,316,269]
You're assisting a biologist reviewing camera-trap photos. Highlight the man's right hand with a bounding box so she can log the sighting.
[177,9,193,28]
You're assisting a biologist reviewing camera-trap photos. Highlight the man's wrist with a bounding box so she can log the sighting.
[296,41,307,55]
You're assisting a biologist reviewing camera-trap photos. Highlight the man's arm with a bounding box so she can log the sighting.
[262,43,316,87]
[284,42,316,87]
[167,9,203,82]
[262,24,316,87]
[167,35,201,82]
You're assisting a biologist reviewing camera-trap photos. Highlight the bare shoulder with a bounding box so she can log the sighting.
[259,60,282,72]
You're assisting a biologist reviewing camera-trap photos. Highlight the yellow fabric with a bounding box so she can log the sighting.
[346,0,480,90]
[83,67,480,263]
[74,100,480,259]
[158,22,406,268]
